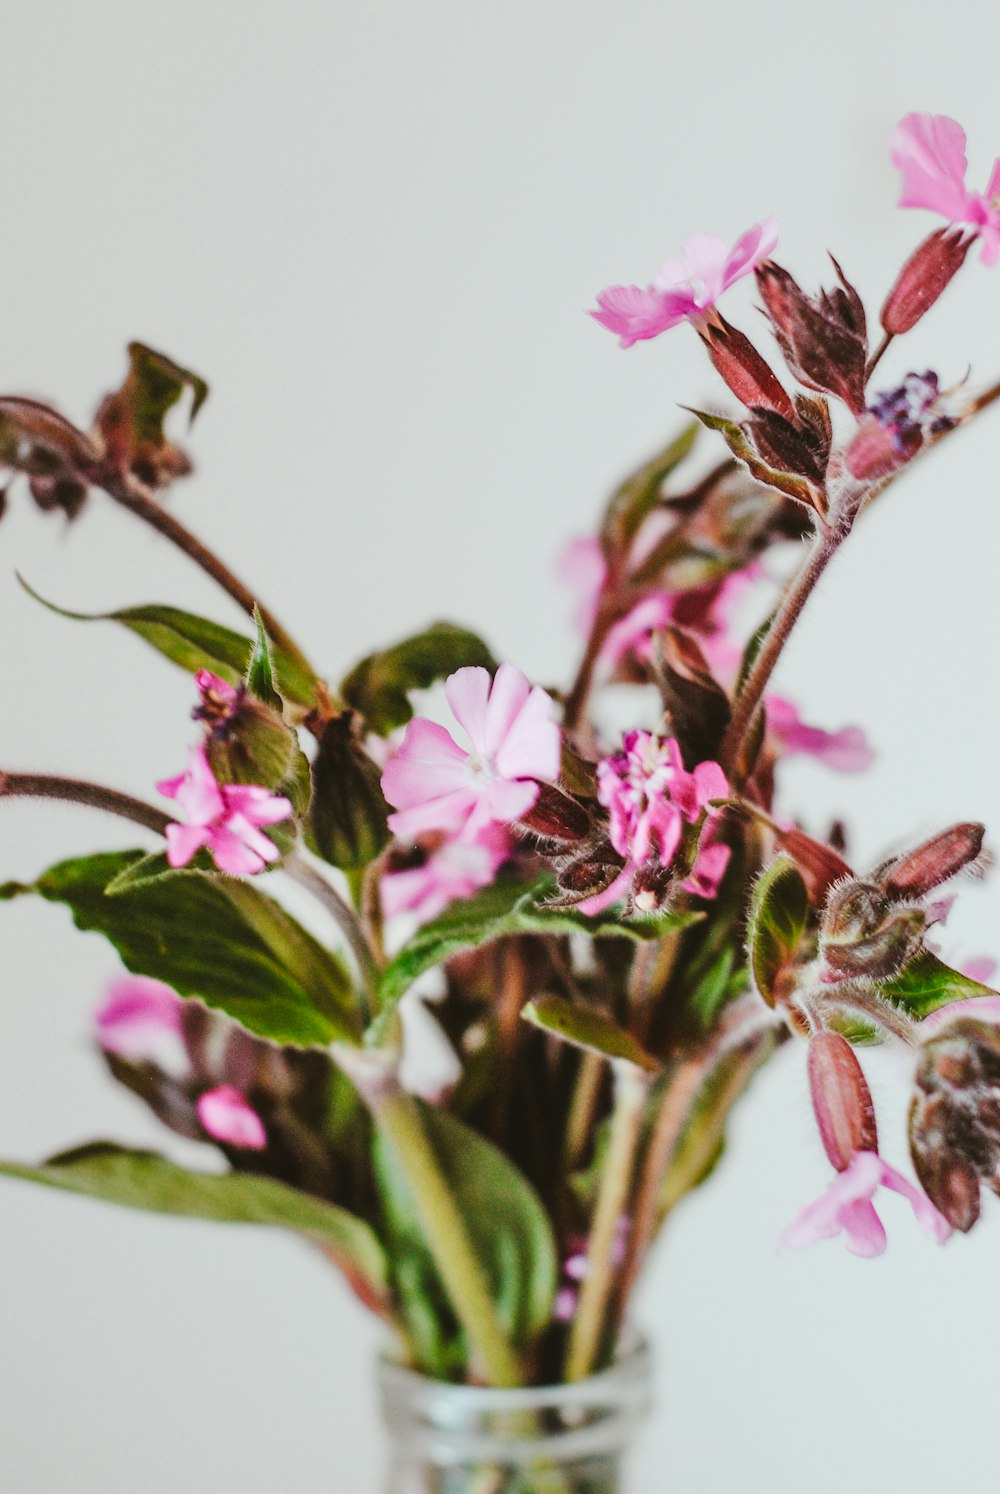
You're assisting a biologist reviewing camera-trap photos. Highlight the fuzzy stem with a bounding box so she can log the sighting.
[283,852,380,1016]
[0,770,170,836]
[865,331,893,382]
[719,525,842,780]
[563,1062,649,1382]
[374,1088,523,1388]
[102,473,314,675]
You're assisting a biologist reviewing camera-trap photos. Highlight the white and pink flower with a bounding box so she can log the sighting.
[890,112,1000,265]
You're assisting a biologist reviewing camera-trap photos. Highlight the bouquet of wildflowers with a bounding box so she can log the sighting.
[3,110,1000,1399]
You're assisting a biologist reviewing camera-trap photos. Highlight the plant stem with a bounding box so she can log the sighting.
[563,1062,649,1383]
[283,852,380,1015]
[865,331,893,382]
[374,1088,523,1388]
[0,770,170,836]
[718,524,841,780]
[102,472,314,676]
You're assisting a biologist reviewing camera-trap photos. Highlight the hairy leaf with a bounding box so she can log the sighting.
[342,622,496,735]
[746,854,809,1007]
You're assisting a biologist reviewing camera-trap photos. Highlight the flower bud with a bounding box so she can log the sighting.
[197,670,299,790]
[776,828,852,905]
[756,258,868,414]
[696,313,797,420]
[307,711,391,870]
[808,1030,878,1171]
[881,227,974,336]
[517,783,593,844]
[882,823,985,901]
[821,905,926,983]
[910,1016,1000,1230]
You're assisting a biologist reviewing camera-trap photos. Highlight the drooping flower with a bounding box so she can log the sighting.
[590,220,779,347]
[381,664,561,841]
[95,975,190,1079]
[157,744,292,875]
[766,697,874,773]
[890,112,1000,265]
[381,823,511,927]
[844,371,958,481]
[780,1150,950,1257]
[196,1084,267,1151]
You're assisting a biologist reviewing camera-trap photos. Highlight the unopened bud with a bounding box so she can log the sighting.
[808,1030,878,1170]
[307,712,390,870]
[821,905,926,982]
[517,783,592,844]
[697,313,797,421]
[777,828,852,905]
[197,670,298,789]
[881,227,974,336]
[882,823,985,901]
[756,257,868,415]
[910,1017,1000,1231]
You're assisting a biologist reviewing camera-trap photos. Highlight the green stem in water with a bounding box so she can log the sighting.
[373,1088,524,1389]
[563,1063,649,1383]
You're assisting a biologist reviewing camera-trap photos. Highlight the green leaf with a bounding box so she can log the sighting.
[341,622,496,736]
[687,408,821,511]
[521,993,660,1071]
[0,1143,388,1307]
[879,951,998,1020]
[17,577,317,707]
[371,877,702,1039]
[245,605,283,710]
[104,848,217,894]
[746,854,809,1007]
[9,850,361,1047]
[375,1105,556,1373]
[600,423,698,554]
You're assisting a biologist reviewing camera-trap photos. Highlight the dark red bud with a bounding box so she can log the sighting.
[843,415,905,481]
[883,823,985,901]
[777,828,852,905]
[517,783,592,844]
[808,1030,878,1170]
[881,228,974,336]
[698,314,797,421]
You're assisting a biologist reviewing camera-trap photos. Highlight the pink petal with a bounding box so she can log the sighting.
[721,217,780,291]
[692,760,729,806]
[840,1197,888,1258]
[95,977,189,1077]
[207,826,270,876]
[890,112,972,222]
[493,684,561,783]
[444,667,493,754]
[683,840,731,899]
[482,663,532,759]
[223,786,293,826]
[164,822,212,868]
[560,536,607,637]
[589,283,690,347]
[197,1085,267,1150]
[464,776,539,834]
[224,815,282,866]
[678,232,731,305]
[986,156,1000,201]
[575,865,633,916]
[381,718,470,810]
[387,787,480,841]
[601,594,675,667]
[768,697,874,773]
[177,745,227,824]
[876,1158,951,1244]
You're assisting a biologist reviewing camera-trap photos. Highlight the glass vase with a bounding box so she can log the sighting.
[378,1337,652,1494]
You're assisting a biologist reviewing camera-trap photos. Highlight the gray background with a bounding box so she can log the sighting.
[1,1,998,1490]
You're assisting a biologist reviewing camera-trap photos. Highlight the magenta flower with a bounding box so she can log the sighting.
[766,697,874,773]
[780,1150,950,1258]
[381,823,511,927]
[381,664,561,841]
[196,1084,267,1151]
[890,112,1000,265]
[590,219,779,348]
[157,745,292,876]
[95,975,189,1079]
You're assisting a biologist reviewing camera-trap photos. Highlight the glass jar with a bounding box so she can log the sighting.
[378,1337,652,1493]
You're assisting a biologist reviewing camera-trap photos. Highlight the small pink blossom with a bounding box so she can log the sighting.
[381,664,561,841]
[890,112,1000,265]
[381,823,511,926]
[780,1150,950,1258]
[95,975,189,1079]
[590,220,779,348]
[157,745,292,876]
[196,1084,267,1150]
[766,697,874,773]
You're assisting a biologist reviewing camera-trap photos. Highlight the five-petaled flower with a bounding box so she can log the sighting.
[157,744,292,875]
[589,220,779,347]
[780,1150,950,1257]
[381,664,561,841]
[890,112,1000,265]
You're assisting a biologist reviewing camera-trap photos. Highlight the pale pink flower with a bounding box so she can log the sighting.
[559,536,607,636]
[590,220,779,348]
[381,664,561,841]
[157,745,292,876]
[196,1084,267,1150]
[381,823,511,927]
[95,975,190,1079]
[766,696,874,773]
[890,112,1000,265]
[780,1150,950,1258]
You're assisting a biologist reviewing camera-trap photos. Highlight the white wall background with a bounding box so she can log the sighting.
[1,2,998,1490]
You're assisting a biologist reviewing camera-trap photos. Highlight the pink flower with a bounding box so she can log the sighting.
[95,975,190,1079]
[381,664,561,841]
[780,1150,951,1257]
[157,745,292,875]
[381,823,511,926]
[590,220,779,348]
[559,536,607,636]
[766,697,874,773]
[890,112,1000,265]
[196,1084,267,1150]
